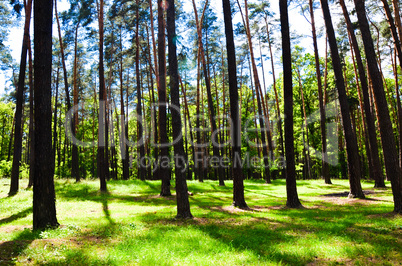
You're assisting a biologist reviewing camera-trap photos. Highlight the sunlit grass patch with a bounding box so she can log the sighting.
[0,178,401,265]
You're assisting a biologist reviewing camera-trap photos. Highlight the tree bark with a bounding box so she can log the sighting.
[320,0,364,198]
[119,27,129,180]
[192,0,225,185]
[309,0,330,184]
[280,0,302,208]
[222,0,248,209]
[72,22,80,182]
[354,0,402,212]
[27,34,34,188]
[97,0,107,192]
[158,0,171,196]
[33,0,59,230]
[9,0,32,196]
[237,0,271,182]
[167,0,193,218]
[136,0,146,181]
[339,0,385,187]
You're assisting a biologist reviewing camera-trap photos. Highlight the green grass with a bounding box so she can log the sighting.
[0,178,401,265]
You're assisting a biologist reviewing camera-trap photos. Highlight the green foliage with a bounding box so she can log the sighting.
[0,159,12,177]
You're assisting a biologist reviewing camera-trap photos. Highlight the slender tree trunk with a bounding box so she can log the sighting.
[136,0,146,181]
[296,67,312,179]
[159,0,171,196]
[393,0,402,43]
[33,0,59,230]
[349,33,375,181]
[192,0,225,185]
[320,0,364,198]
[180,76,195,180]
[53,66,59,164]
[72,22,80,182]
[354,0,402,212]
[237,0,271,182]
[339,0,384,187]
[54,0,71,114]
[167,0,192,218]
[119,28,129,180]
[309,0,330,184]
[280,0,302,207]
[97,0,107,192]
[265,21,283,179]
[392,49,402,170]
[195,49,203,182]
[222,0,247,209]
[28,33,34,188]
[9,0,32,196]
[381,0,402,70]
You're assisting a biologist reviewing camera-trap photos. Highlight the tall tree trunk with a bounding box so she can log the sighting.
[53,66,59,163]
[33,0,59,230]
[72,22,80,182]
[339,0,384,187]
[296,67,312,179]
[9,0,32,196]
[167,0,192,218]
[54,0,71,116]
[180,76,195,180]
[381,0,402,70]
[320,0,364,198]
[265,20,284,179]
[280,0,302,208]
[349,33,375,181]
[159,0,171,196]
[195,49,203,182]
[354,0,402,212]
[393,0,402,43]
[192,0,225,185]
[136,0,146,181]
[237,0,271,182]
[222,0,248,209]
[309,0,330,184]
[28,33,34,188]
[119,27,129,180]
[97,0,107,192]
[392,49,402,170]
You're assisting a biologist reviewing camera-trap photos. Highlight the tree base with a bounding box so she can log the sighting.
[175,213,193,219]
[232,201,249,210]
[348,192,365,199]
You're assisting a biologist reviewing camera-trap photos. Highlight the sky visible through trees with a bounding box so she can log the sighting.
[0,0,324,93]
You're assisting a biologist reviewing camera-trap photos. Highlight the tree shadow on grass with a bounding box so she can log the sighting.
[136,197,401,265]
[0,207,32,226]
[135,211,313,265]
[54,182,175,207]
[0,228,41,265]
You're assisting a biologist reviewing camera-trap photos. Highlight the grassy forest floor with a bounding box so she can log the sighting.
[0,178,401,265]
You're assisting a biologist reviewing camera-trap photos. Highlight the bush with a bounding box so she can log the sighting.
[0,160,12,177]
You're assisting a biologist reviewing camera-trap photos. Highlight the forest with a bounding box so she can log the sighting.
[0,0,401,264]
